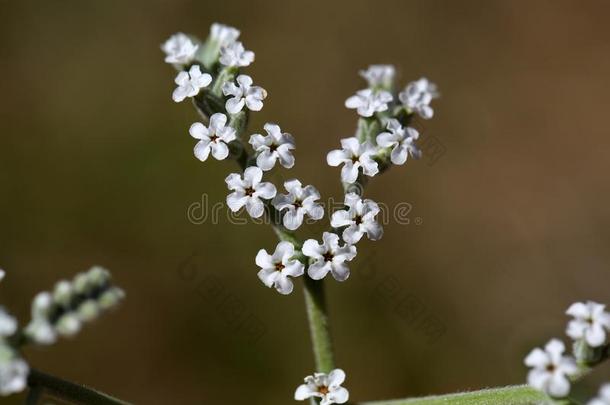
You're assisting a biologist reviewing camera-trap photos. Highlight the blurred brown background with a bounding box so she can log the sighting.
[1,0,610,403]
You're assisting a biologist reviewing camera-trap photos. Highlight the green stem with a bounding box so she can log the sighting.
[357,385,554,405]
[303,277,335,373]
[27,368,130,405]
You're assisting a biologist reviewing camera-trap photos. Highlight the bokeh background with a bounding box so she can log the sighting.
[2,0,610,403]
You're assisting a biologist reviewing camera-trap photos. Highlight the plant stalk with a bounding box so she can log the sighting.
[27,368,131,405]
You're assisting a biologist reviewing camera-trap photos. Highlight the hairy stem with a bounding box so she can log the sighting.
[27,368,130,405]
[357,385,554,405]
[303,277,335,373]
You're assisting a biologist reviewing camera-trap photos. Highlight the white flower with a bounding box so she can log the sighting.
[210,23,240,46]
[327,137,378,184]
[0,269,4,282]
[272,180,324,230]
[566,301,610,347]
[225,166,276,218]
[376,119,421,165]
[161,32,199,65]
[222,75,267,114]
[589,384,610,405]
[331,193,383,244]
[524,339,578,398]
[399,77,439,119]
[219,41,254,67]
[256,241,304,295]
[0,310,16,338]
[302,232,357,282]
[360,64,395,88]
[0,347,28,397]
[345,89,393,117]
[172,65,212,103]
[294,368,349,405]
[249,123,295,171]
[189,113,236,161]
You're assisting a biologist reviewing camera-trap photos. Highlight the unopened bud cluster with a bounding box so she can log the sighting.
[25,266,124,345]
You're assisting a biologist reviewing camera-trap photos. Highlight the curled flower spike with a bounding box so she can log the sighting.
[589,384,610,405]
[0,345,28,397]
[272,179,324,230]
[222,75,267,114]
[360,64,395,89]
[249,123,295,171]
[524,338,578,398]
[24,266,125,345]
[327,137,378,184]
[209,23,240,46]
[302,232,357,282]
[189,113,236,161]
[399,77,439,119]
[172,65,212,103]
[345,88,392,117]
[376,119,421,165]
[256,241,304,295]
[331,193,383,244]
[225,166,276,218]
[161,32,199,65]
[294,368,349,405]
[219,41,254,67]
[566,301,610,348]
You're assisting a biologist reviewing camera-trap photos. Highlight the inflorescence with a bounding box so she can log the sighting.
[162,22,438,405]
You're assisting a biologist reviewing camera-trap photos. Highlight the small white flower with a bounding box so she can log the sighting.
[345,88,393,117]
[294,368,349,405]
[566,301,610,347]
[161,32,199,65]
[225,166,276,218]
[302,232,357,282]
[399,77,439,119]
[189,113,237,161]
[0,309,16,338]
[331,193,383,244]
[222,75,267,114]
[589,384,610,405]
[272,180,324,230]
[327,137,378,184]
[219,41,254,67]
[249,123,295,171]
[0,269,4,282]
[360,64,395,88]
[209,23,240,46]
[376,119,421,165]
[256,241,304,295]
[524,339,578,398]
[0,347,28,397]
[172,65,212,103]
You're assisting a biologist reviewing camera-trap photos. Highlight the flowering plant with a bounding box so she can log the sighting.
[158,23,610,405]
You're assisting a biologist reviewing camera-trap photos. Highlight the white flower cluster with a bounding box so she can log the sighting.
[329,65,438,184]
[163,24,265,111]
[294,368,349,405]
[524,300,610,399]
[24,266,125,345]
[0,267,124,397]
[0,273,28,397]
[166,28,440,405]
